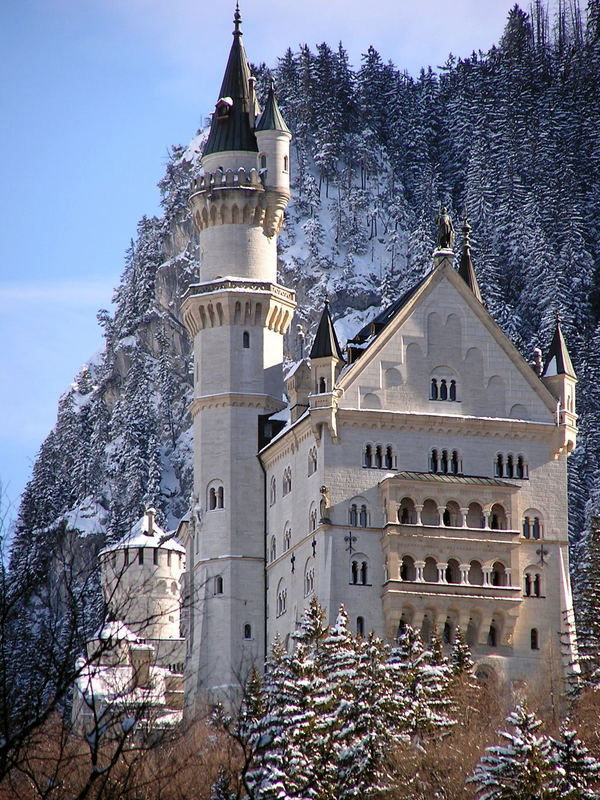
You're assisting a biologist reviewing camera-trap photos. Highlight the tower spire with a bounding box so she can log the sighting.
[542,317,576,378]
[458,215,483,303]
[233,2,242,35]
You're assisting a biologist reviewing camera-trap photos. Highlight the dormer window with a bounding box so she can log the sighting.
[216,96,233,120]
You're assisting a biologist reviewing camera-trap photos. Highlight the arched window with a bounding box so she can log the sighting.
[208,482,224,511]
[451,450,460,474]
[446,558,461,584]
[443,508,451,526]
[487,623,497,647]
[319,377,326,393]
[468,560,484,586]
[349,504,358,526]
[524,573,532,596]
[440,379,448,400]
[359,504,368,527]
[430,378,438,400]
[308,447,318,475]
[260,153,267,169]
[523,516,531,538]
[363,444,373,468]
[400,555,416,581]
[244,623,252,640]
[269,476,276,506]
[441,449,449,474]
[530,628,539,650]
[309,504,317,532]
[516,455,525,479]
[466,616,479,646]
[360,561,368,585]
[429,449,439,473]
[283,525,291,551]
[534,573,541,596]
[443,620,453,643]
[399,498,416,524]
[384,445,393,469]
[214,575,224,595]
[506,454,514,478]
[449,379,457,401]
[270,536,277,563]
[491,561,507,586]
[243,331,250,348]
[351,560,358,584]
[356,616,365,637]
[374,445,383,469]
[423,557,438,582]
[495,453,504,477]
[533,517,541,539]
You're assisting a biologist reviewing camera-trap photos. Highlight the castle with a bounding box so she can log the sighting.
[76,7,580,722]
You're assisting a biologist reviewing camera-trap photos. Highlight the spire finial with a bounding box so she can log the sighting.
[233,2,242,35]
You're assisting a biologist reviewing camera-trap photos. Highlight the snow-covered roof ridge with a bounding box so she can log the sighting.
[101,509,185,555]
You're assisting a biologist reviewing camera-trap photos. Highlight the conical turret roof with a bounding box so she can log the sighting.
[543,319,576,378]
[458,217,482,302]
[203,6,258,157]
[256,84,290,133]
[310,301,344,360]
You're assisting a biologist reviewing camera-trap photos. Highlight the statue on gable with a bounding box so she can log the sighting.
[436,207,455,250]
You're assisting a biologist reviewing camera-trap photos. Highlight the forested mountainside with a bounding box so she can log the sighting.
[10,3,600,618]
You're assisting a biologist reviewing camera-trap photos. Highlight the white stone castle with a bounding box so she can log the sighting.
[76,8,580,724]
[175,7,580,707]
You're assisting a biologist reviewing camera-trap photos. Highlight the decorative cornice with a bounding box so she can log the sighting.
[190,392,285,416]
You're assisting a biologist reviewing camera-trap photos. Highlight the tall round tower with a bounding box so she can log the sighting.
[180,8,296,705]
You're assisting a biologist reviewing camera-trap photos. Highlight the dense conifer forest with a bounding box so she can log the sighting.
[7,0,600,697]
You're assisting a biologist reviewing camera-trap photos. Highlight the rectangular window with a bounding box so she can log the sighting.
[153,548,159,566]
[138,548,144,565]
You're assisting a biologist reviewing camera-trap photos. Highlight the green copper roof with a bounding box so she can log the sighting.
[203,8,258,157]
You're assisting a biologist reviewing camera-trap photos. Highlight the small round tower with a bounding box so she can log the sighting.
[100,509,186,640]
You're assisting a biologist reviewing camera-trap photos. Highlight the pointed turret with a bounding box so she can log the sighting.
[255,81,292,202]
[310,301,344,396]
[458,217,483,302]
[542,317,577,454]
[310,300,344,360]
[256,84,291,134]
[542,319,576,378]
[202,5,258,163]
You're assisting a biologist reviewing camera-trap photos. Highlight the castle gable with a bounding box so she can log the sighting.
[338,262,556,423]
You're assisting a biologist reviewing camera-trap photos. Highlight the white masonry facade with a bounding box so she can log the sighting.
[178,11,580,710]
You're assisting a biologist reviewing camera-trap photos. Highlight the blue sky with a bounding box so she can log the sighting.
[1,0,519,517]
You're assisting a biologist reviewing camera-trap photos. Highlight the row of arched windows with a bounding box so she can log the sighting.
[363,443,395,470]
[398,555,511,587]
[398,498,509,530]
[430,378,458,401]
[429,449,461,475]
[398,612,540,651]
[494,453,528,479]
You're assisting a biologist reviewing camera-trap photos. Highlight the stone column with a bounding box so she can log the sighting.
[438,562,448,583]
[505,567,512,587]
[415,505,424,525]
[459,563,470,584]
[482,566,492,586]
[437,506,446,526]
[460,507,469,527]
[483,507,491,529]
[415,560,425,582]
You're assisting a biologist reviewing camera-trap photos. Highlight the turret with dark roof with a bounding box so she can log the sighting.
[256,84,291,133]
[203,5,258,157]
[458,217,483,303]
[310,300,344,361]
[543,318,576,378]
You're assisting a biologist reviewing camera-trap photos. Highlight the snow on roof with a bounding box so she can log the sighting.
[100,510,185,555]
[97,620,139,642]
